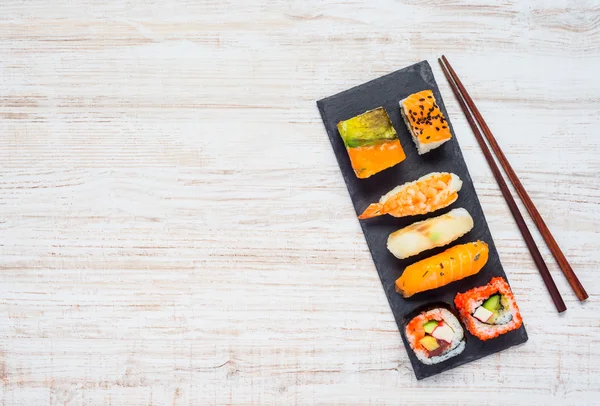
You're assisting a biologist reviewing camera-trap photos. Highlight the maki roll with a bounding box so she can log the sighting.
[454,277,523,340]
[405,307,465,365]
[337,107,406,179]
[358,172,462,219]
[400,90,452,154]
[395,241,489,298]
[387,208,474,260]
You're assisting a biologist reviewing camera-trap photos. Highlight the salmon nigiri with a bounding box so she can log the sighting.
[358,172,462,220]
[395,241,489,298]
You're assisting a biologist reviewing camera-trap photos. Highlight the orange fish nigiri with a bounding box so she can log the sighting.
[358,172,462,220]
[395,241,489,298]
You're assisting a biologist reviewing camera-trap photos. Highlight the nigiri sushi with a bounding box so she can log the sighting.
[387,208,474,260]
[405,307,465,365]
[454,277,523,341]
[395,241,489,298]
[358,172,462,220]
[336,107,406,179]
[400,90,452,154]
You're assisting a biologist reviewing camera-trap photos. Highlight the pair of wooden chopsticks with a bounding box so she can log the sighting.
[438,56,588,313]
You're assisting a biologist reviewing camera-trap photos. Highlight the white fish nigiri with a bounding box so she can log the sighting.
[387,208,474,260]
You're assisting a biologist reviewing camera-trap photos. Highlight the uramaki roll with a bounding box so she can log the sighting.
[454,277,523,341]
[405,307,465,365]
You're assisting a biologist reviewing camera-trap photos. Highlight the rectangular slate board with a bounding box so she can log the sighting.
[317,61,527,380]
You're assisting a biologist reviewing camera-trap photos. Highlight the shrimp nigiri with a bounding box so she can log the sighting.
[358,172,462,220]
[395,241,489,298]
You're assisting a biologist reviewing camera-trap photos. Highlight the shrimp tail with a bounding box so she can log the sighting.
[358,203,384,219]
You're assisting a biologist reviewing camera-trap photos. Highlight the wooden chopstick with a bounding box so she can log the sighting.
[438,58,567,313]
[441,56,588,303]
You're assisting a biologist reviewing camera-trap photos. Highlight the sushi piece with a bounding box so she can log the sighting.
[405,307,465,365]
[395,241,489,298]
[400,90,452,154]
[387,208,474,260]
[336,107,406,179]
[454,277,523,341]
[358,172,462,220]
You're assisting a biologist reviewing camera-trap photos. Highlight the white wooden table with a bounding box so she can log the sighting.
[1,1,599,404]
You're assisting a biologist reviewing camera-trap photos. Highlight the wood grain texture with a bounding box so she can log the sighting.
[0,0,599,404]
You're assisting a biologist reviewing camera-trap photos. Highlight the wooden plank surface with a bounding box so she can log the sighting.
[1,0,599,404]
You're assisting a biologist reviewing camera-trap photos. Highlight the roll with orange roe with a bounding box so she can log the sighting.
[454,277,523,341]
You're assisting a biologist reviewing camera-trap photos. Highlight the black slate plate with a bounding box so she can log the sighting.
[317,61,527,380]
